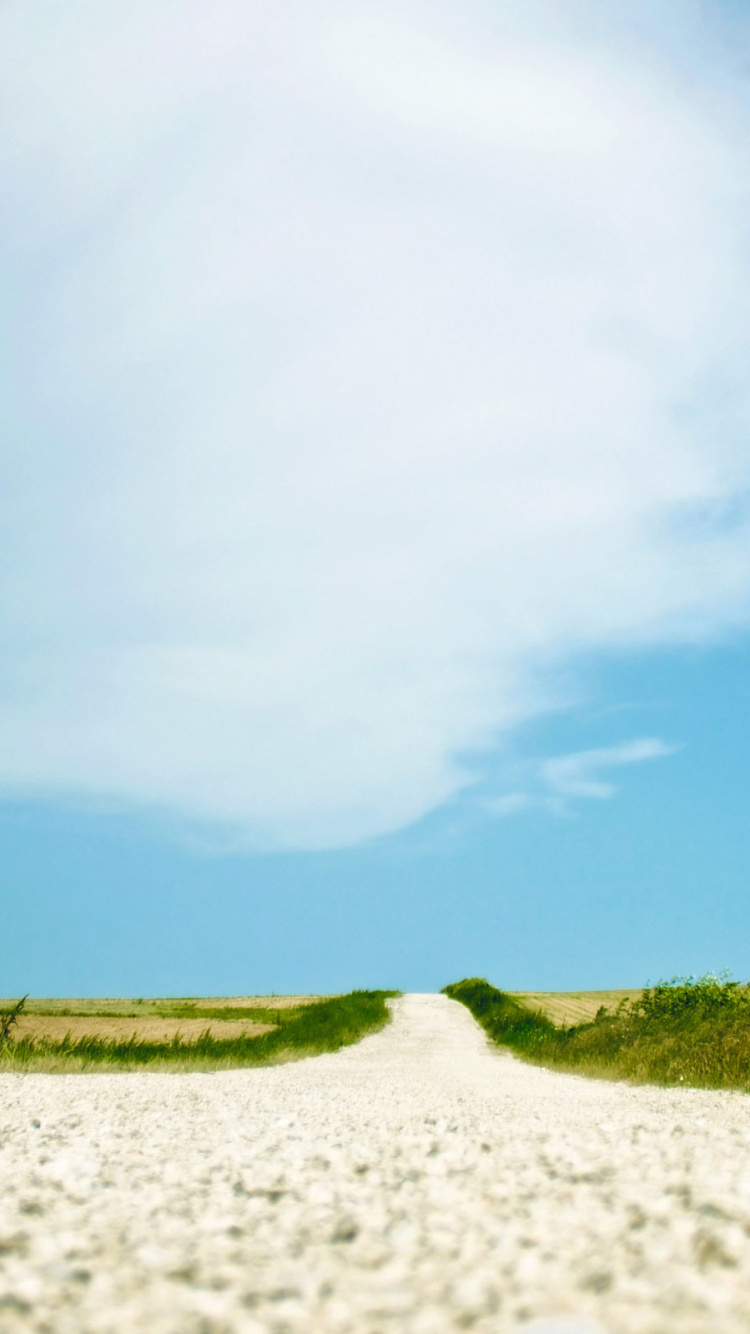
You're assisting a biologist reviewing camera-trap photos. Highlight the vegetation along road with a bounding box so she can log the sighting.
[1,993,750,1333]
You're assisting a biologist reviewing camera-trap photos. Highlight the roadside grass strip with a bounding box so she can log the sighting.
[0,990,396,1072]
[444,974,750,1091]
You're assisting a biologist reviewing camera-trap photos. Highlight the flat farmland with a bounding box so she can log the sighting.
[511,988,643,1026]
[10,1015,278,1042]
[0,995,328,1045]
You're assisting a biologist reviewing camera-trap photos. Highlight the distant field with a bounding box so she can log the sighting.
[0,996,327,1048]
[0,994,325,1014]
[511,990,643,1027]
[12,1015,277,1043]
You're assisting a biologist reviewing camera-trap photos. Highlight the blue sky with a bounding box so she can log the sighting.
[3,1,750,995]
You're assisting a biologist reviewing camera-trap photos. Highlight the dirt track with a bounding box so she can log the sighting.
[1,993,749,1333]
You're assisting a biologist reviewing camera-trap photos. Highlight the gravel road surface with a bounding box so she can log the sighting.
[1,993,750,1334]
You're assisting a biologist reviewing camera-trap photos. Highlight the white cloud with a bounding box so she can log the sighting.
[489,737,677,816]
[541,737,677,803]
[488,792,534,818]
[324,16,618,153]
[1,2,750,847]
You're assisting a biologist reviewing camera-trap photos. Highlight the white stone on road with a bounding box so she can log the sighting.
[1,994,750,1332]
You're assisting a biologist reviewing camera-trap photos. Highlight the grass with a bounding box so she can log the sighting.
[444,975,750,1091]
[0,990,397,1072]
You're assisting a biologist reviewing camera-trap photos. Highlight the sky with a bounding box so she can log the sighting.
[2,0,750,995]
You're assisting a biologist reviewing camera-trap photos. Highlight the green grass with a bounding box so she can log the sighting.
[0,990,397,1072]
[443,975,750,1091]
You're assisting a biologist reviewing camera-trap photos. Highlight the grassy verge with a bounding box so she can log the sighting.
[443,975,750,1091]
[0,990,397,1072]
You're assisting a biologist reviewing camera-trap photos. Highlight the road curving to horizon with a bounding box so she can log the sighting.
[1,992,750,1332]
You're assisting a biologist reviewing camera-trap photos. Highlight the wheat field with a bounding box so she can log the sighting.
[511,989,642,1027]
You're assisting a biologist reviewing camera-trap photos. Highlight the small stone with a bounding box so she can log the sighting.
[331,1217,358,1244]
[580,1270,613,1294]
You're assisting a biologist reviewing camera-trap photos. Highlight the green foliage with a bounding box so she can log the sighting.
[633,973,750,1023]
[0,994,27,1045]
[444,975,750,1091]
[0,990,396,1071]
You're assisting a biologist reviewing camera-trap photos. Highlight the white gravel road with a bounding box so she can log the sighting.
[1,993,750,1334]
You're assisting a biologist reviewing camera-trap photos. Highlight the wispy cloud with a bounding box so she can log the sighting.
[489,792,535,818]
[489,737,678,817]
[1,3,749,847]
